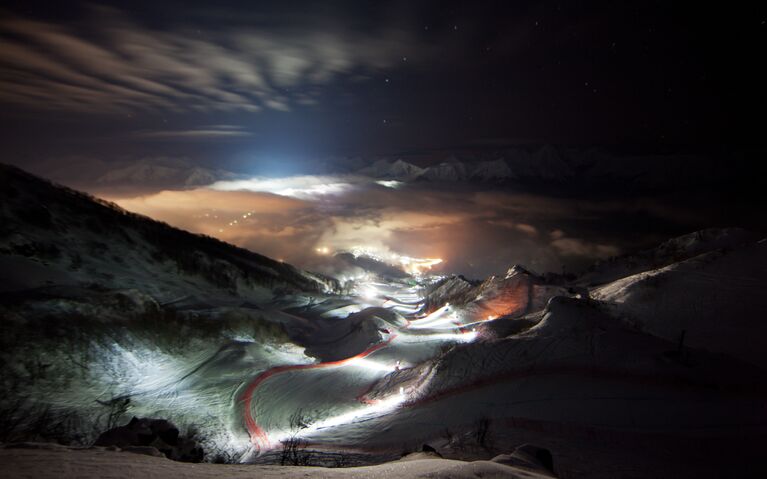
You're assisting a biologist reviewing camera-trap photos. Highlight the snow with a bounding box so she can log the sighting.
[470,159,514,181]
[95,158,238,189]
[422,157,470,182]
[3,164,767,478]
[0,445,555,478]
[357,159,425,181]
[592,238,767,368]
[347,146,738,190]
[579,228,759,286]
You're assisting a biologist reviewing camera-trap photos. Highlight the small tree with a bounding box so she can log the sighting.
[476,416,491,450]
[280,409,312,466]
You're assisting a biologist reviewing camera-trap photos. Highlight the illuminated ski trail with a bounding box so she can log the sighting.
[239,333,401,450]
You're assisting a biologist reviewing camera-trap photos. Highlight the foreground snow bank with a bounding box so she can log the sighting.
[0,443,555,478]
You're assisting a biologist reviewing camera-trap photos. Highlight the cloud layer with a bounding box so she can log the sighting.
[109,174,633,278]
[0,7,414,114]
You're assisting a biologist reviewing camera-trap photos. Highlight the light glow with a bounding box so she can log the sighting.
[347,357,397,373]
[209,175,358,199]
[294,392,406,439]
[360,286,379,299]
[376,180,403,189]
[408,304,454,329]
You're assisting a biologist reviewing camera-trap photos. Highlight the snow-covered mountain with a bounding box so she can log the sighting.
[95,158,239,189]
[469,158,514,182]
[352,145,744,192]
[592,235,767,369]
[357,158,425,181]
[2,164,766,478]
[504,145,576,182]
[421,156,470,182]
[0,164,330,302]
[577,228,759,286]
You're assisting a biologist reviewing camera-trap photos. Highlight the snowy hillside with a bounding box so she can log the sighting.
[2,164,766,478]
[0,164,329,302]
[578,228,759,286]
[592,237,767,369]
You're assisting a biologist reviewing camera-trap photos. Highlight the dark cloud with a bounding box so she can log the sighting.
[2,1,765,160]
[0,6,421,114]
[131,125,252,140]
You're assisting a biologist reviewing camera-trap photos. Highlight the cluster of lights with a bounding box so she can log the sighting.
[211,210,258,233]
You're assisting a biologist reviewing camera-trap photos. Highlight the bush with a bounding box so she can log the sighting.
[280,409,312,466]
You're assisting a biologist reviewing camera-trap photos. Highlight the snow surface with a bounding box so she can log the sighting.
[2,165,767,478]
[0,445,555,478]
[592,238,767,368]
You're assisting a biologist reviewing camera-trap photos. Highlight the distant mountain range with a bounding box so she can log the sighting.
[46,145,750,197]
[351,145,738,191]
[94,158,240,189]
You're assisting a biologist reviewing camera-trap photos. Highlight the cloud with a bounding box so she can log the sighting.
[486,218,538,237]
[550,237,620,259]
[515,223,538,236]
[0,7,418,114]
[132,125,253,140]
[99,171,640,278]
[209,174,369,199]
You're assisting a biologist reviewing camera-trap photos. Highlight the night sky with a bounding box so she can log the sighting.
[1,1,765,277]
[2,1,766,159]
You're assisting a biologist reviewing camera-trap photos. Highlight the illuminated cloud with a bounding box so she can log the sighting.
[104,172,633,278]
[209,175,366,199]
[515,223,539,236]
[550,229,566,240]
